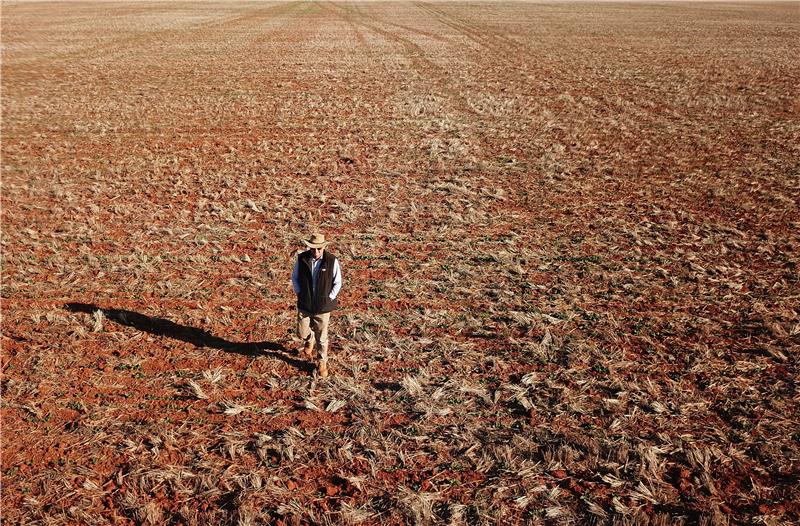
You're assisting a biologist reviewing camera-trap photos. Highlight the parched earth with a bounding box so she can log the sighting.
[1,1,798,524]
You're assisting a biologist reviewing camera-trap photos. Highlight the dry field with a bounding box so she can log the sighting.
[2,1,799,524]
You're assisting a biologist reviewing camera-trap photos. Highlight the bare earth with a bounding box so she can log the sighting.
[2,1,798,524]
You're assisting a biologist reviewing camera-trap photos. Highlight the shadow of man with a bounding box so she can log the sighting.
[65,302,310,372]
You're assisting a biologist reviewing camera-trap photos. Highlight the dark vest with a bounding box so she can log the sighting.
[296,250,338,314]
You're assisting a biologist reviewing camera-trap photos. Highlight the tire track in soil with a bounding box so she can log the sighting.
[413,1,530,61]
[409,1,703,156]
[329,1,570,157]
[321,3,658,271]
[322,1,478,114]
[190,0,311,58]
[418,2,756,188]
[318,0,485,161]
[322,2,371,53]
[410,1,581,147]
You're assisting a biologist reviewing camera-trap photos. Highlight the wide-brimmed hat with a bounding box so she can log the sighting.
[303,233,330,249]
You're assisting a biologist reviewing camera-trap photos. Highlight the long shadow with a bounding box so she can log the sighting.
[65,302,311,372]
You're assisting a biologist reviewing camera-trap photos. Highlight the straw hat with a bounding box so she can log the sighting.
[303,233,330,249]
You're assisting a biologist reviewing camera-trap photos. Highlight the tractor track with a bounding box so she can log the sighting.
[318,1,481,120]
[412,1,532,68]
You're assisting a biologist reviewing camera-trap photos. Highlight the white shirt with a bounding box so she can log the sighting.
[292,254,342,300]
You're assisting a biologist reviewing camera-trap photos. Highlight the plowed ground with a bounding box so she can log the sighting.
[2,1,798,524]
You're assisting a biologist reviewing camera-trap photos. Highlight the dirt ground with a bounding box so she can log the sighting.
[1,1,798,524]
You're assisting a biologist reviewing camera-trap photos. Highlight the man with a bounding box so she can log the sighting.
[291,233,342,378]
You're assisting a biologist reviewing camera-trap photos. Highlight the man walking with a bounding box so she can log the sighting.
[291,233,342,378]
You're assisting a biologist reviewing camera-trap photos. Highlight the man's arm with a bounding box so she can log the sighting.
[291,259,301,295]
[329,259,342,299]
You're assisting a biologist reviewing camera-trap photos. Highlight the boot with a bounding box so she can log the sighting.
[317,360,329,379]
[301,342,314,359]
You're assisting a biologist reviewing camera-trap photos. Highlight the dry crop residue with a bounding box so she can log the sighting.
[2,1,798,524]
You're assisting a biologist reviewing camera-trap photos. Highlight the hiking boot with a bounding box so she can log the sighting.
[318,360,329,379]
[301,342,314,359]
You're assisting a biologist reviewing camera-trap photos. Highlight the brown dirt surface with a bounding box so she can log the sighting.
[2,1,798,524]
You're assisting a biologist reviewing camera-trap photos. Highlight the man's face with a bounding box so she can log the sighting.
[312,247,324,259]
